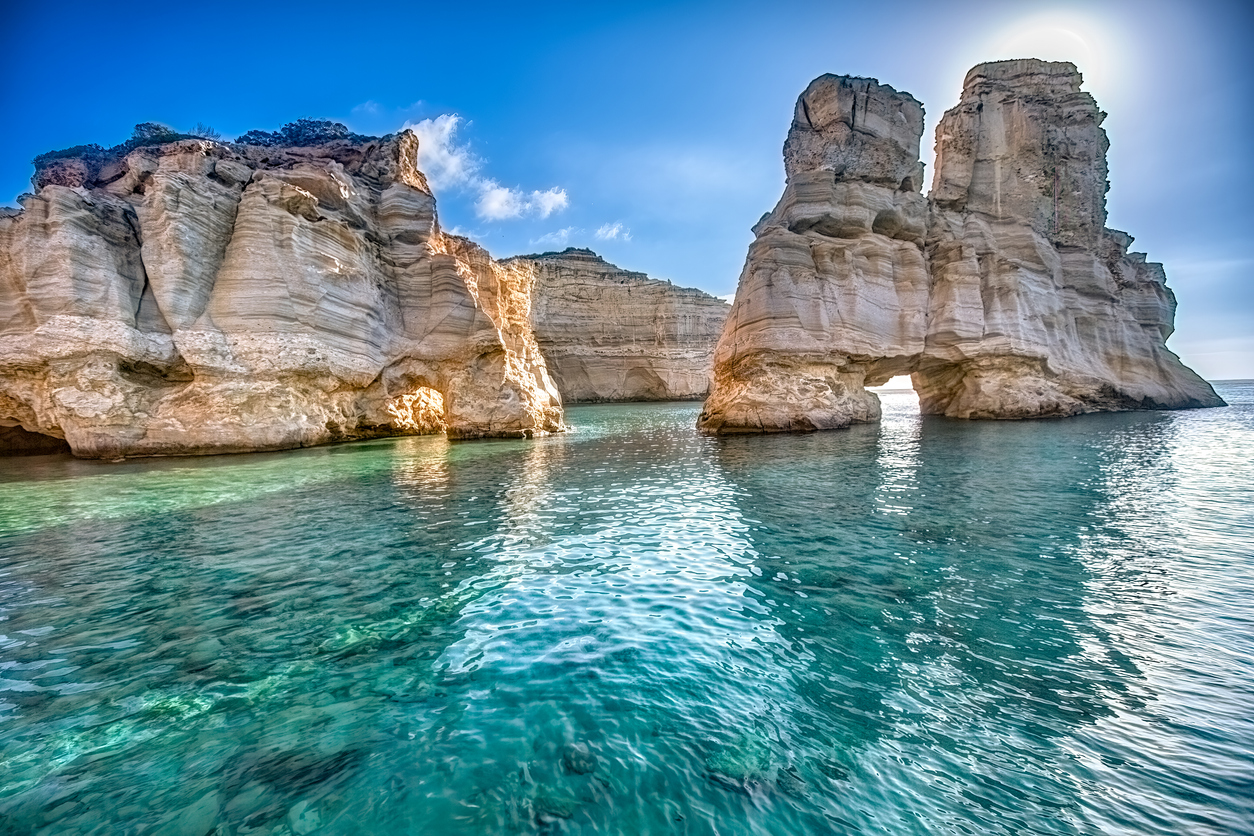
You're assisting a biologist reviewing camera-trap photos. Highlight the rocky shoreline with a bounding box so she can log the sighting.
[1,60,1224,457]
[0,126,727,457]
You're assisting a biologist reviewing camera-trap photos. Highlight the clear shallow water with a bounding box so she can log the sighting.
[1,384,1252,836]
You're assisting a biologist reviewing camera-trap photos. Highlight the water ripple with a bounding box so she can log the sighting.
[0,387,1251,834]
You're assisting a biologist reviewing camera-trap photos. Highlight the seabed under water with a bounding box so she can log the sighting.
[1,383,1252,835]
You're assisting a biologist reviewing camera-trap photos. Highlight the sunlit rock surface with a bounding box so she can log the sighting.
[699,75,930,433]
[700,61,1222,434]
[920,59,1222,417]
[510,248,730,402]
[0,132,564,457]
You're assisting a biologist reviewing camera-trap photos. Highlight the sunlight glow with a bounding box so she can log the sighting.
[868,375,916,392]
[983,12,1126,102]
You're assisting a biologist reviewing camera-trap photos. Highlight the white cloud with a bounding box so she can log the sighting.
[474,181,569,221]
[405,114,569,222]
[442,225,479,240]
[531,188,569,218]
[475,181,524,220]
[530,227,579,248]
[595,221,631,241]
[406,114,482,192]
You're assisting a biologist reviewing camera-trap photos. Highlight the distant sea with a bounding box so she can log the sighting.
[1,382,1251,835]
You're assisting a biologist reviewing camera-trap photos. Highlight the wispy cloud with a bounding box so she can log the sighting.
[595,222,631,241]
[442,225,480,240]
[350,100,382,117]
[530,227,579,248]
[531,188,569,218]
[405,114,569,222]
[406,114,482,192]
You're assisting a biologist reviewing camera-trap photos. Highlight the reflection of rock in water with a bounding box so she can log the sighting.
[710,409,1152,826]
[353,408,854,833]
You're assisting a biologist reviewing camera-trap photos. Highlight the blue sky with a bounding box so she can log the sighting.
[3,0,1250,377]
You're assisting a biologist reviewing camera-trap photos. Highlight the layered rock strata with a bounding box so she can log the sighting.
[920,60,1221,417]
[0,131,564,458]
[510,248,730,402]
[699,75,930,432]
[699,62,1222,434]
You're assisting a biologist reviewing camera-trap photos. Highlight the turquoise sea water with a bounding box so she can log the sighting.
[1,383,1251,836]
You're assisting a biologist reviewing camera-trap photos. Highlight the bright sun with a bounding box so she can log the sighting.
[984,13,1123,97]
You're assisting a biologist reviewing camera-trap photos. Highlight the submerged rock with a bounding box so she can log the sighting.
[700,60,1222,434]
[560,742,599,775]
[533,787,580,819]
[0,128,564,457]
[775,764,809,798]
[510,247,730,402]
[705,734,773,793]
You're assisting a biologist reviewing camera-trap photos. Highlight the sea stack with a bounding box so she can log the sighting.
[697,75,931,433]
[921,60,1222,417]
[699,60,1223,434]
[0,127,564,457]
[512,247,730,402]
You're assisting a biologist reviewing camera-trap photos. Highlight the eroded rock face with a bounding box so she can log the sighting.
[511,248,730,402]
[699,61,1222,434]
[0,132,564,457]
[699,75,930,433]
[920,59,1221,417]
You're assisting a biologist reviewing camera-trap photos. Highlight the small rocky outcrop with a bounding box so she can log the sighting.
[508,248,730,402]
[0,128,564,458]
[699,61,1222,434]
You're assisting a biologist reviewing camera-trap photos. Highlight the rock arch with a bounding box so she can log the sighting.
[698,61,1222,435]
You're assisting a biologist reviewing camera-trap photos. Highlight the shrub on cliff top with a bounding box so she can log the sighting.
[122,122,200,150]
[31,144,110,167]
[234,119,375,147]
[32,119,377,170]
[31,122,204,168]
[190,122,222,140]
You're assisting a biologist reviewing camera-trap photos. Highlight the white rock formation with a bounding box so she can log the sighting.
[699,75,931,433]
[510,248,730,402]
[920,59,1222,417]
[0,129,564,457]
[699,62,1223,434]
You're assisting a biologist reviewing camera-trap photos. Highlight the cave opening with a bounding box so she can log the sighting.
[386,387,447,436]
[867,374,920,416]
[0,422,71,456]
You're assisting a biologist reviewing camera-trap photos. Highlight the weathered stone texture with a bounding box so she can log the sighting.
[700,60,1222,434]
[512,248,729,402]
[0,132,564,457]
[700,75,930,433]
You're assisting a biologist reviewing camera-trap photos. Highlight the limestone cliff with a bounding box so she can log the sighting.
[920,60,1221,417]
[699,62,1222,434]
[699,75,931,433]
[0,128,564,458]
[508,248,730,402]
